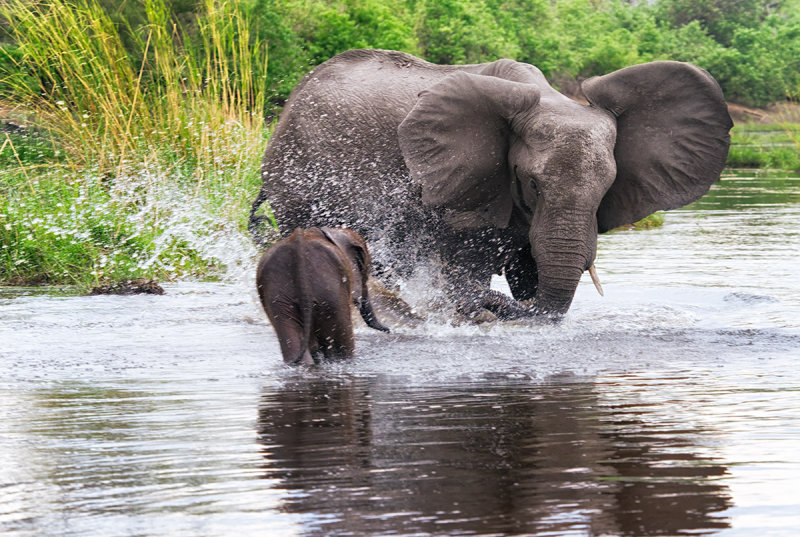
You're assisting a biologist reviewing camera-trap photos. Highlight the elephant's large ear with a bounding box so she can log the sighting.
[581,61,733,232]
[398,71,540,229]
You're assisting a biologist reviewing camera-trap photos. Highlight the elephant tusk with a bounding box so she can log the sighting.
[588,264,604,296]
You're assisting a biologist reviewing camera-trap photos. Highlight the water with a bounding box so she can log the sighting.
[2,171,799,536]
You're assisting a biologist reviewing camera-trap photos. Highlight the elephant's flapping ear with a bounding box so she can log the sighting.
[398,70,541,229]
[581,61,733,233]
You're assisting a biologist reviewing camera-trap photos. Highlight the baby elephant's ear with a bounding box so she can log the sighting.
[398,71,540,229]
[582,61,733,232]
[321,227,389,332]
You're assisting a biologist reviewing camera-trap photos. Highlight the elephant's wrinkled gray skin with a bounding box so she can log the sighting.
[256,226,389,366]
[250,49,732,319]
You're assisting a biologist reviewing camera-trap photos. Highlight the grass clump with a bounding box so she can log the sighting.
[727,122,800,171]
[610,211,665,232]
[1,164,245,287]
[727,145,800,170]
[0,0,270,289]
[632,211,665,230]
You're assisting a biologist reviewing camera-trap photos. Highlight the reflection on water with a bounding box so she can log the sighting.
[697,173,800,209]
[2,171,800,536]
[258,377,731,536]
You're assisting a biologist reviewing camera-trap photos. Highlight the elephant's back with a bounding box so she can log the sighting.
[286,50,457,134]
[302,241,353,309]
[263,51,461,236]
[258,235,349,303]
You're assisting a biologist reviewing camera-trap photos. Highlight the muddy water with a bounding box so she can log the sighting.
[2,172,799,536]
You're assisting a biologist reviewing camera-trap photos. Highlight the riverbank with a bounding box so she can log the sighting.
[726,102,800,170]
[0,0,267,290]
[2,105,799,290]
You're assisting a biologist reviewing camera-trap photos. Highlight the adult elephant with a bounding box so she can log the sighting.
[250,49,732,319]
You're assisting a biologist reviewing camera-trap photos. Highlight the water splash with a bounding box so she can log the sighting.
[134,184,261,286]
[102,164,263,287]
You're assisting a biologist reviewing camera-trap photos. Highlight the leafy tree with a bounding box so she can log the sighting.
[415,0,520,64]
[5,0,800,112]
[485,0,562,75]
[302,0,416,64]
[251,0,309,106]
[655,0,774,45]
[710,19,800,104]
[253,0,416,106]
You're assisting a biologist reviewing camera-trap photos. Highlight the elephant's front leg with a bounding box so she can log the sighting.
[504,246,538,302]
[433,225,538,321]
[456,283,538,321]
[441,257,537,321]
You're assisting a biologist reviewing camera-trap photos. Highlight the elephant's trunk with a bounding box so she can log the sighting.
[533,260,584,316]
[530,214,597,317]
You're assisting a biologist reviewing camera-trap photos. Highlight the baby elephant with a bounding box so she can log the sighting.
[256,227,390,365]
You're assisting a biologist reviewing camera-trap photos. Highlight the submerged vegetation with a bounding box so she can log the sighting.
[1,0,799,287]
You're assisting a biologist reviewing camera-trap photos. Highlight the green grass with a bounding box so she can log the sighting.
[631,211,665,229]
[1,162,261,287]
[732,122,800,133]
[727,145,800,170]
[727,123,800,170]
[0,0,270,290]
[609,211,666,232]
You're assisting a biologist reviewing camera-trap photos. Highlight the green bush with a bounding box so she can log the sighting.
[415,0,519,64]
[727,144,800,170]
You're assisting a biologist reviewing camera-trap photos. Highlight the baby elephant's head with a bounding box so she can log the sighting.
[321,227,390,333]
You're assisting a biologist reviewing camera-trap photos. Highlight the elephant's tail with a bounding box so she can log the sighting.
[291,231,313,365]
[248,188,275,249]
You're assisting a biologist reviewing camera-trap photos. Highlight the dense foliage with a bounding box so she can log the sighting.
[6,0,797,108]
[0,0,267,287]
[248,0,800,108]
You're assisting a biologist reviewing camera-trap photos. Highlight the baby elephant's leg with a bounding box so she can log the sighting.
[318,308,356,360]
[273,317,313,365]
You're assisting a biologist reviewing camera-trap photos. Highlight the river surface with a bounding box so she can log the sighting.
[2,171,799,536]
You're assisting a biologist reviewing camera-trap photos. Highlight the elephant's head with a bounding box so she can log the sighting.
[320,227,390,332]
[398,60,732,316]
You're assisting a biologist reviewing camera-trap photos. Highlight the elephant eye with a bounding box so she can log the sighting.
[528,176,541,198]
[515,165,540,198]
[529,177,540,197]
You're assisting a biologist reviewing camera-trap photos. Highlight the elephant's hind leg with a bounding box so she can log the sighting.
[317,312,356,361]
[273,317,314,365]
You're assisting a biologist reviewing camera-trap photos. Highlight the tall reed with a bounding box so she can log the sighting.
[0,0,270,287]
[1,0,268,177]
